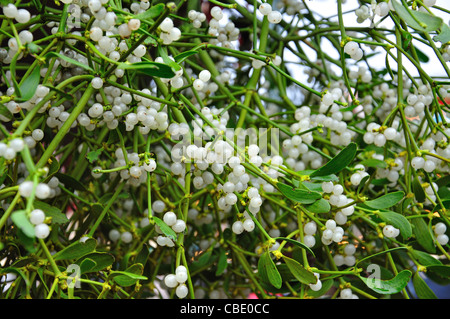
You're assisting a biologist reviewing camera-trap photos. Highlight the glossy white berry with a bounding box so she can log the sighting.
[436,233,449,245]
[30,209,46,225]
[232,220,244,234]
[91,77,103,89]
[121,231,133,243]
[344,41,358,56]
[32,129,44,141]
[143,159,157,172]
[15,9,31,24]
[199,70,211,82]
[304,221,317,235]
[267,10,282,24]
[434,222,447,235]
[164,274,178,288]
[19,181,34,197]
[163,211,177,226]
[176,284,189,298]
[128,18,141,31]
[9,138,25,152]
[109,229,120,242]
[172,219,186,233]
[34,223,50,239]
[259,3,272,15]
[411,156,425,169]
[344,244,356,256]
[383,225,399,238]
[3,4,18,19]
[176,271,188,283]
[304,235,316,247]
[35,183,51,199]
[243,218,255,232]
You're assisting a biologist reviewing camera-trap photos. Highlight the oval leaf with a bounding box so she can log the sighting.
[278,182,322,204]
[33,200,69,225]
[412,176,426,203]
[310,142,357,177]
[153,216,177,241]
[391,0,443,32]
[118,61,175,78]
[411,218,436,253]
[358,269,412,295]
[76,252,114,274]
[17,66,41,102]
[134,3,164,20]
[274,237,315,257]
[258,252,282,289]
[53,238,97,261]
[304,198,331,213]
[282,256,317,285]
[11,210,35,238]
[413,271,437,299]
[364,191,405,210]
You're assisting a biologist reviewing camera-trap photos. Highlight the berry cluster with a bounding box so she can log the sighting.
[0,0,449,301]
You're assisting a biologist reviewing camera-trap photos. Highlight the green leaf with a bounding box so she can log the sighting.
[174,50,199,64]
[412,176,426,202]
[134,3,164,20]
[357,174,370,195]
[358,269,412,295]
[359,158,387,169]
[11,210,35,238]
[304,198,331,213]
[310,142,357,177]
[134,244,151,266]
[45,52,94,73]
[17,66,41,102]
[157,45,181,71]
[55,173,87,192]
[153,216,177,241]
[413,271,437,299]
[110,264,147,287]
[410,249,442,266]
[53,238,97,261]
[76,252,114,274]
[411,218,436,253]
[434,23,450,44]
[79,258,97,274]
[391,0,443,32]
[216,248,228,276]
[377,210,412,239]
[274,237,315,257]
[282,256,317,285]
[0,103,13,120]
[86,147,103,164]
[427,265,450,279]
[412,46,429,63]
[277,182,322,204]
[364,191,405,210]
[258,252,282,289]
[117,61,176,78]
[356,247,408,266]
[33,201,69,225]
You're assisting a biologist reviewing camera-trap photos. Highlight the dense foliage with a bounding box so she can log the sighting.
[0,0,449,299]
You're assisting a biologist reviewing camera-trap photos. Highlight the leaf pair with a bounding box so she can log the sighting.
[258,252,316,290]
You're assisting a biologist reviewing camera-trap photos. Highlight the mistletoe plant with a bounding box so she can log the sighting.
[0,0,449,300]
